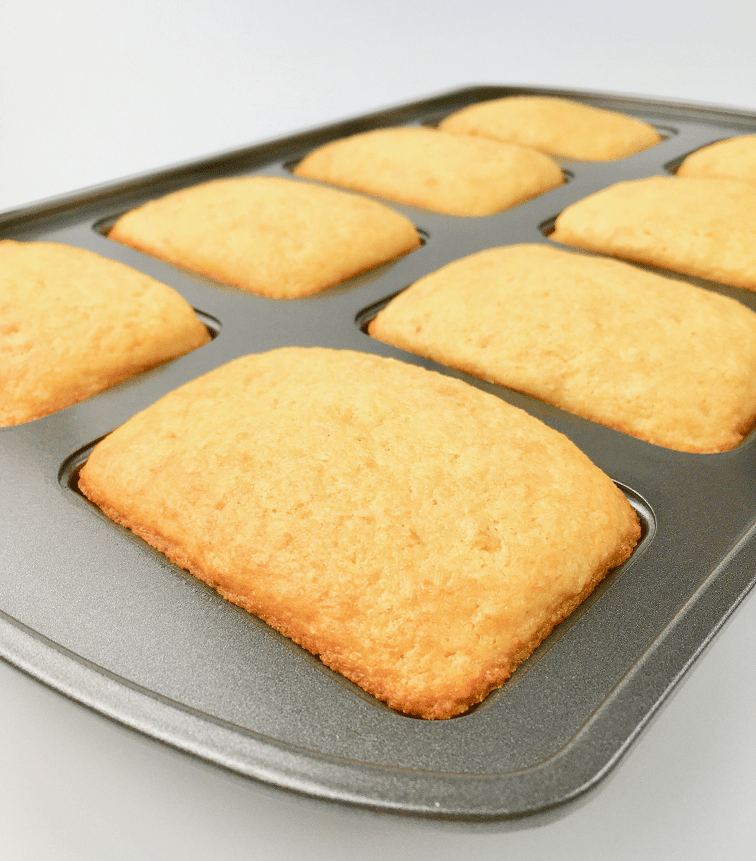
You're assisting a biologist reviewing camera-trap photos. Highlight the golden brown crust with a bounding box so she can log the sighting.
[0,240,210,427]
[368,244,756,453]
[79,348,640,719]
[439,96,661,162]
[108,176,420,298]
[551,176,756,291]
[293,126,564,216]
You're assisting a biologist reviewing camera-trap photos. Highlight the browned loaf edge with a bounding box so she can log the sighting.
[77,482,638,720]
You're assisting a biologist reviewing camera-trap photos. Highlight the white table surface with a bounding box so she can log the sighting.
[2,2,756,858]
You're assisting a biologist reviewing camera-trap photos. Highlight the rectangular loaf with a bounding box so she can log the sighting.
[109,176,420,298]
[0,240,210,427]
[438,95,661,162]
[78,347,640,719]
[368,243,756,453]
[551,176,756,290]
[677,134,756,183]
[293,126,564,216]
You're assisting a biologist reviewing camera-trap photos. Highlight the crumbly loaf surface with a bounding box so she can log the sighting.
[369,244,756,453]
[293,126,564,216]
[438,95,661,162]
[677,134,756,182]
[108,176,420,299]
[78,347,640,720]
[0,240,210,427]
[551,176,756,290]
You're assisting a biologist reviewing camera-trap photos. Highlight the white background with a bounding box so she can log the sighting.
[2,2,756,858]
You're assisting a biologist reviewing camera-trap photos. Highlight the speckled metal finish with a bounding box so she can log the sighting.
[2,85,756,821]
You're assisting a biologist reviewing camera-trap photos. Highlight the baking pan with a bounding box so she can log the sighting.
[2,84,756,823]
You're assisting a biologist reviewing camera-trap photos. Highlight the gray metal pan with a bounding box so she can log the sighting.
[2,85,756,823]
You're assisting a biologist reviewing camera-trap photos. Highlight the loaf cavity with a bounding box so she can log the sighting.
[0,240,210,427]
[293,126,563,216]
[78,347,640,719]
[439,95,661,162]
[551,176,756,291]
[369,244,756,452]
[677,134,756,183]
[109,176,420,298]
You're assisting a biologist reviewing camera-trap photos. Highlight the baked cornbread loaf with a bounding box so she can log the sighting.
[0,240,210,427]
[677,134,756,183]
[293,126,564,216]
[551,176,756,291]
[78,347,640,719]
[438,95,661,162]
[109,176,420,298]
[369,244,756,453]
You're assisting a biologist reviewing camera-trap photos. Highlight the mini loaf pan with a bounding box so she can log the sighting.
[2,85,756,825]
